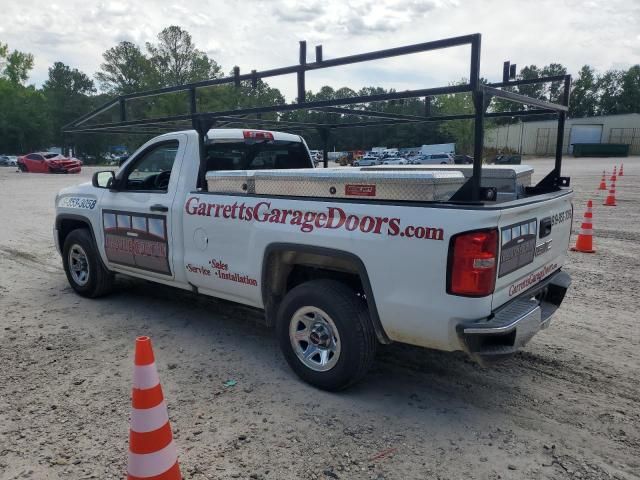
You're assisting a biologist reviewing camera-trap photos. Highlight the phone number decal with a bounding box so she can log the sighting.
[551,208,572,226]
[59,197,97,210]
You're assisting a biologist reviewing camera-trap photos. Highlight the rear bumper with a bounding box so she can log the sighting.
[456,270,571,361]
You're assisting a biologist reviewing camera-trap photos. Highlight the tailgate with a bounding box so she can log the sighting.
[492,191,574,310]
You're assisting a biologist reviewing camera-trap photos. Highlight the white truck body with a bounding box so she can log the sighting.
[54,128,573,389]
[420,143,456,156]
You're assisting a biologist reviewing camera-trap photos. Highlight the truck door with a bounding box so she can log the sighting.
[98,135,187,280]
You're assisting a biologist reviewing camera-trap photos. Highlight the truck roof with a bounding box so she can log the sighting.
[153,128,303,143]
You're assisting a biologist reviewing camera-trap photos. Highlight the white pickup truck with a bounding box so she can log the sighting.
[54,128,573,390]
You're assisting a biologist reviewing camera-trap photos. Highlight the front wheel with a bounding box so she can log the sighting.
[276,280,377,391]
[62,229,113,298]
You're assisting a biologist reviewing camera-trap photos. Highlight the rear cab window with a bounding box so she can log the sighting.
[204,140,312,172]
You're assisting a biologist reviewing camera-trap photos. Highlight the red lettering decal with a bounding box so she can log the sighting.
[185,197,199,215]
[387,218,401,236]
[326,207,345,229]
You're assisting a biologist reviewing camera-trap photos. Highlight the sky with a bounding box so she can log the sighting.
[1,0,639,100]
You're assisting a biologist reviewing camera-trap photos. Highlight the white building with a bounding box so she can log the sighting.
[485,113,640,156]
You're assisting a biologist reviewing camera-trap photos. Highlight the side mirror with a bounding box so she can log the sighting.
[92,170,116,189]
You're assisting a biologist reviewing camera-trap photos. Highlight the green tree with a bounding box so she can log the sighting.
[542,63,567,103]
[619,65,640,114]
[436,86,475,155]
[0,42,35,85]
[0,79,50,153]
[597,69,624,115]
[95,41,158,95]
[517,65,544,104]
[569,65,598,117]
[147,26,221,87]
[43,62,95,144]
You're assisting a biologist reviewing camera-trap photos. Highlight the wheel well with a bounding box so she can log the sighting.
[57,218,93,248]
[286,264,364,295]
[262,246,390,344]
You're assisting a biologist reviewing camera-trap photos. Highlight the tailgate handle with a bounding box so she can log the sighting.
[539,217,552,238]
[150,204,169,213]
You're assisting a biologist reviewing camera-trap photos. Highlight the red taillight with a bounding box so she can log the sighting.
[448,229,498,297]
[243,130,274,140]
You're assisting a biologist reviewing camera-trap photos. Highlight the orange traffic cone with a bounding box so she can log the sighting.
[598,170,607,190]
[619,163,624,176]
[604,180,617,206]
[571,200,595,253]
[611,165,617,182]
[127,337,181,480]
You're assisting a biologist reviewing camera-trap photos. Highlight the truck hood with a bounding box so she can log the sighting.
[58,181,94,196]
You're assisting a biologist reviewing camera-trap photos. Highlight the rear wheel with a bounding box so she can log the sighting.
[276,280,377,391]
[62,229,113,298]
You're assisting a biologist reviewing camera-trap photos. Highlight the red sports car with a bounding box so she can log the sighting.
[17,152,82,174]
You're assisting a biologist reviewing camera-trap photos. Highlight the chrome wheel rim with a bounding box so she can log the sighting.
[68,244,90,286]
[289,306,341,372]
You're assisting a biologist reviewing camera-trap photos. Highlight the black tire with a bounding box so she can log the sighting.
[276,279,377,391]
[62,228,113,298]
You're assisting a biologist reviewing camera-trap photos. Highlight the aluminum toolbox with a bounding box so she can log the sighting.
[250,168,466,201]
[206,171,256,194]
[362,164,533,201]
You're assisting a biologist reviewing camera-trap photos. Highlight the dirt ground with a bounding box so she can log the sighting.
[0,158,638,480]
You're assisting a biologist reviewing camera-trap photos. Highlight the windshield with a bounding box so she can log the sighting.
[204,140,311,172]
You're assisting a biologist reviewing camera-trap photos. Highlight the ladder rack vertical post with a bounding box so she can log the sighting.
[554,74,572,179]
[298,41,307,104]
[470,34,483,202]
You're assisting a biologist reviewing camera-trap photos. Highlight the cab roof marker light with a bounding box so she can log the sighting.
[243,130,274,140]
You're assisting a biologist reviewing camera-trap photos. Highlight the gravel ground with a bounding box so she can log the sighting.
[0,158,638,480]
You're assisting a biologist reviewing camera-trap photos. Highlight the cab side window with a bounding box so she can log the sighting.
[123,141,178,192]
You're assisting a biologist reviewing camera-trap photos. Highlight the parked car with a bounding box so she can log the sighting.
[494,154,522,165]
[17,152,82,173]
[409,153,454,165]
[0,155,12,166]
[353,156,381,166]
[382,156,409,165]
[454,154,474,164]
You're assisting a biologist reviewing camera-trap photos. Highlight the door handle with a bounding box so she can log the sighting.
[539,217,552,238]
[150,204,169,212]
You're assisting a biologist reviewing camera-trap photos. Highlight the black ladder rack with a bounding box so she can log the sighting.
[64,33,571,202]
